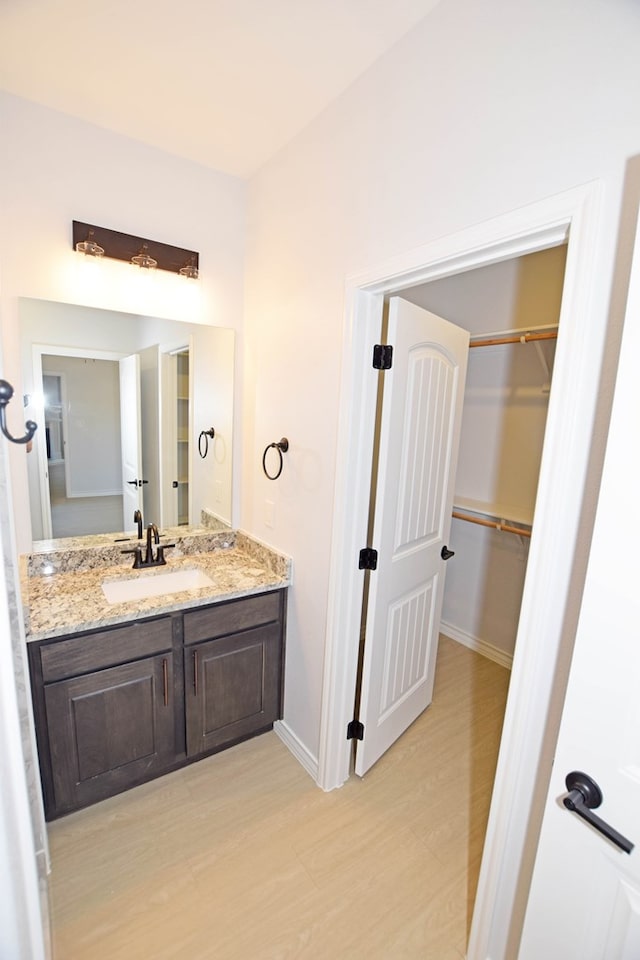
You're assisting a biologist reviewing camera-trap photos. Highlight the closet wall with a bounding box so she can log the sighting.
[402,245,567,665]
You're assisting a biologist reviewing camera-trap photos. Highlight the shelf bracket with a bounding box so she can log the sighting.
[533,341,552,393]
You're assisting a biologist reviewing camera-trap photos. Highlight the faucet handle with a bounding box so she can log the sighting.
[155,544,175,566]
[122,546,143,569]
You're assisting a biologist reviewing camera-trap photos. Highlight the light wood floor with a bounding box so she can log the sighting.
[47,636,510,960]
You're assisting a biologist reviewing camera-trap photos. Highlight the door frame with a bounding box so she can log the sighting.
[32,344,124,539]
[318,181,603,956]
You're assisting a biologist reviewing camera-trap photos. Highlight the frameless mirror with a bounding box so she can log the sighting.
[19,298,235,546]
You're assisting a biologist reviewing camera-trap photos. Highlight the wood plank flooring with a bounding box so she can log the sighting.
[47,636,510,959]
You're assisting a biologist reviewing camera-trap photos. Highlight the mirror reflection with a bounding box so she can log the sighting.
[20,299,235,546]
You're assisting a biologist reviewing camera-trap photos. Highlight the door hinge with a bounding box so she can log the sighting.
[347,720,365,741]
[359,547,378,570]
[373,344,393,370]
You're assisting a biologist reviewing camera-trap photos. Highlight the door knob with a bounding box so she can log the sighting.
[563,771,634,854]
[441,546,455,560]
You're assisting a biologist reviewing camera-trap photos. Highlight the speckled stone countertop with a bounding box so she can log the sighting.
[22,529,292,642]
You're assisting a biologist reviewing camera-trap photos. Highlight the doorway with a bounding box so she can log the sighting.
[40,354,124,538]
[401,244,566,672]
[352,245,565,777]
[319,183,603,958]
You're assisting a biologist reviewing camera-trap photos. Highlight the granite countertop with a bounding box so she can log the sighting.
[22,531,292,642]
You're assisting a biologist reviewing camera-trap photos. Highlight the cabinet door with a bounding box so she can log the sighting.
[185,624,282,757]
[44,653,175,814]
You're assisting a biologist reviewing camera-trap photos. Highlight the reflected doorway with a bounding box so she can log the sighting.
[42,358,124,538]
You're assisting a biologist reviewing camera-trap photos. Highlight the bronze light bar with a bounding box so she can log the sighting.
[72,221,199,277]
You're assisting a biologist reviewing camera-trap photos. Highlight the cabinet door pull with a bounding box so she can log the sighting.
[193,650,198,695]
[162,658,169,707]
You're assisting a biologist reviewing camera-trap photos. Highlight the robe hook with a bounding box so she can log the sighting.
[0,380,38,445]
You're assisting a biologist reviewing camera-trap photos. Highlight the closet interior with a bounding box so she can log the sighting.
[401,244,568,668]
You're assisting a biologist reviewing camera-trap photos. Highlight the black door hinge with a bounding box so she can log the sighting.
[373,344,393,370]
[347,720,365,741]
[359,547,378,570]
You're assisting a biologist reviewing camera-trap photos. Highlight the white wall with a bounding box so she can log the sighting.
[243,0,640,762]
[0,91,246,550]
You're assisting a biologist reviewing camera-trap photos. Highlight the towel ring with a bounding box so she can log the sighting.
[262,438,289,480]
[198,427,215,459]
[0,380,37,445]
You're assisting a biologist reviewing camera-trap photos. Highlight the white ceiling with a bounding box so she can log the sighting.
[0,0,441,179]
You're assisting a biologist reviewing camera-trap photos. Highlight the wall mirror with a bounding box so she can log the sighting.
[19,298,235,547]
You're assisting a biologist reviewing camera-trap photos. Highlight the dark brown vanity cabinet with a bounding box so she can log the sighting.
[28,589,286,820]
[29,616,179,819]
[184,591,284,757]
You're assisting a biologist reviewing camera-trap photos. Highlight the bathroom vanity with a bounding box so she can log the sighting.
[23,527,291,820]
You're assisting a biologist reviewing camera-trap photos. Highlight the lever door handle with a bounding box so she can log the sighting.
[441,545,455,561]
[126,479,139,487]
[563,771,634,854]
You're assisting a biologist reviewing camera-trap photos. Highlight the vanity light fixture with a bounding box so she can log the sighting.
[75,228,105,257]
[131,244,158,270]
[179,256,199,279]
[72,221,199,278]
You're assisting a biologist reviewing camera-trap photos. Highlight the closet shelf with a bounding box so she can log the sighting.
[469,323,558,348]
[452,497,532,538]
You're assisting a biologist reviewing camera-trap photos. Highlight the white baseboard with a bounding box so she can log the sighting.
[440,620,513,670]
[67,488,122,499]
[273,720,319,782]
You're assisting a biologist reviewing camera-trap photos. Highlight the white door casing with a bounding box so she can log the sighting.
[517,213,640,959]
[119,353,143,530]
[355,298,469,775]
[319,183,603,959]
[31,344,125,541]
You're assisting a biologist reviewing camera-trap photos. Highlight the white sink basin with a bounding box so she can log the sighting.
[102,568,214,604]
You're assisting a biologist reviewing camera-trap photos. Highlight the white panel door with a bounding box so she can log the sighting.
[518,218,640,958]
[139,344,161,527]
[355,297,469,776]
[119,353,143,530]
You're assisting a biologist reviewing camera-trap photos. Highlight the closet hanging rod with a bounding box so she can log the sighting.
[469,325,558,349]
[452,510,532,538]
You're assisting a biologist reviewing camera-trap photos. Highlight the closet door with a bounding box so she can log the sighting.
[355,298,469,776]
